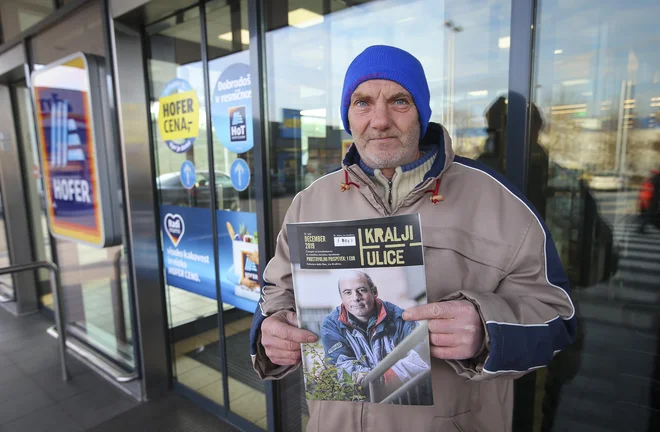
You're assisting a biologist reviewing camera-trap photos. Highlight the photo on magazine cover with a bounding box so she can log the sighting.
[287,214,434,406]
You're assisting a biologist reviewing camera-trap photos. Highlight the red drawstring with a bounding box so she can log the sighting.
[425,179,443,204]
[340,169,360,192]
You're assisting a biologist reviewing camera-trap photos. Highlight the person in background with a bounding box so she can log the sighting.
[638,169,660,233]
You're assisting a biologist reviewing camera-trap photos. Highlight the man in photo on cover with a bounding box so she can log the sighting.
[321,270,429,388]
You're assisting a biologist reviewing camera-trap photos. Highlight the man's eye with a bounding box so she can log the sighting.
[355,100,368,107]
[394,99,408,105]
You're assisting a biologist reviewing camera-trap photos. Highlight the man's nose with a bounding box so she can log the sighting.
[369,101,392,130]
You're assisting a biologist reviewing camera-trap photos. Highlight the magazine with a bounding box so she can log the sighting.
[287,214,434,405]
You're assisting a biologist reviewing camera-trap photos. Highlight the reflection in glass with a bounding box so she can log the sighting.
[530,0,660,430]
[13,83,52,306]
[264,0,511,429]
[0,183,12,301]
[206,0,268,428]
[27,0,136,372]
[265,0,511,232]
[147,4,228,410]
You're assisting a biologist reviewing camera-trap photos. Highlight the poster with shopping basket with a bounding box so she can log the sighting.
[287,214,434,405]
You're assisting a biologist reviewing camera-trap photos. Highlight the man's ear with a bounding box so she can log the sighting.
[373,286,379,298]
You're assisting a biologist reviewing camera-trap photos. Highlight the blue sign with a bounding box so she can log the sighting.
[161,205,216,298]
[281,108,301,139]
[160,204,260,313]
[230,158,250,191]
[180,160,196,189]
[32,53,121,248]
[217,210,260,313]
[211,61,253,154]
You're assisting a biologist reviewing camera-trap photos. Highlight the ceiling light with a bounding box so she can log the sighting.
[218,29,250,45]
[498,36,510,49]
[289,8,324,28]
[554,49,563,54]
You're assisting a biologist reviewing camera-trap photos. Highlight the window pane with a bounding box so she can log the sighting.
[264,0,511,429]
[14,82,53,306]
[0,182,12,300]
[30,0,136,371]
[529,0,660,430]
[146,6,226,406]
[206,0,267,428]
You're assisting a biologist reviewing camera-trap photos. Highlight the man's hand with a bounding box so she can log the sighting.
[261,310,317,366]
[352,371,368,386]
[403,300,485,360]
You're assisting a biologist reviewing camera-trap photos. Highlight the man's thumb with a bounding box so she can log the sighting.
[283,310,298,327]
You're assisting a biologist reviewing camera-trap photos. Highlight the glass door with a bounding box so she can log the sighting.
[146,1,266,429]
[0,182,12,302]
[529,0,660,430]
[27,0,137,375]
[147,1,227,411]
[11,80,53,307]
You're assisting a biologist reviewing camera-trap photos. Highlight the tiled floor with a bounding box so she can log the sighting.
[0,308,137,432]
[0,306,242,432]
[167,286,219,327]
[173,315,269,430]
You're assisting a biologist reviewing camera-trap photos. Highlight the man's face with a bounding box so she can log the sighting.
[347,80,421,169]
[339,273,377,321]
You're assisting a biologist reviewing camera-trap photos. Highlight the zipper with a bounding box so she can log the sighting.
[346,166,390,215]
[388,180,393,206]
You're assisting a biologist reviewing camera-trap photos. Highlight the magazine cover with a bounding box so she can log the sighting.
[287,214,434,405]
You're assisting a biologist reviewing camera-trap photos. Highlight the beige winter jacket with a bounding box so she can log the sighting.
[250,123,576,431]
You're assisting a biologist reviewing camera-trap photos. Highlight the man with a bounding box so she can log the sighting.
[638,169,660,233]
[321,270,428,389]
[250,45,576,431]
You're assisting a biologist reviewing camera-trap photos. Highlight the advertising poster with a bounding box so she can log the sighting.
[158,78,200,153]
[31,52,120,248]
[287,215,433,405]
[160,205,260,314]
[217,210,260,313]
[210,50,253,154]
[161,205,216,298]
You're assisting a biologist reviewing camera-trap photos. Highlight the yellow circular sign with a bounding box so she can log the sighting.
[158,79,200,153]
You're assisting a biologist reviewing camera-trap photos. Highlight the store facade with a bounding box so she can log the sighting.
[0,0,658,431]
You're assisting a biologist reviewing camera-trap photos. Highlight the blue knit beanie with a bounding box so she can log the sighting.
[341,45,432,138]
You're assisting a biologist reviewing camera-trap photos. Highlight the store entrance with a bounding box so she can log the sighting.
[0,52,40,316]
[145,1,267,430]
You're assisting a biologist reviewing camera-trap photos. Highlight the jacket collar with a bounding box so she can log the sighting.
[338,298,388,330]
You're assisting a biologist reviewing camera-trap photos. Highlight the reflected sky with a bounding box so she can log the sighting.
[158,0,659,137]
[264,0,659,131]
[536,0,660,119]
